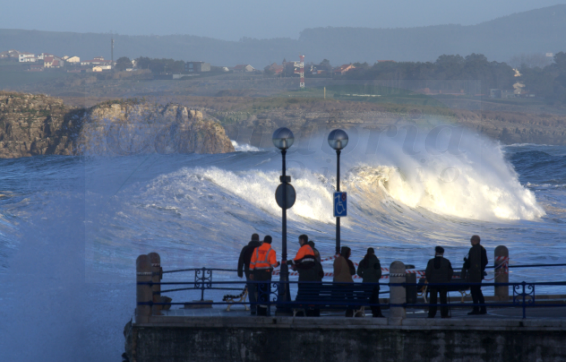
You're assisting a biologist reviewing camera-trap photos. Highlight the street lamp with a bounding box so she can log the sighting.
[273,127,295,311]
[328,129,349,255]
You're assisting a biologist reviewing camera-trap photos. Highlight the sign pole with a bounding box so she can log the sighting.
[336,149,341,255]
[279,149,291,310]
[272,127,295,314]
[281,149,288,275]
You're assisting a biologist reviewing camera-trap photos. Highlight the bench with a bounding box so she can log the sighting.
[287,282,378,317]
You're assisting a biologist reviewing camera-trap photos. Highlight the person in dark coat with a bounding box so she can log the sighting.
[237,233,262,315]
[464,235,488,315]
[425,246,454,318]
[308,240,320,262]
[357,248,384,318]
[334,246,356,317]
[286,235,319,316]
[308,240,324,281]
[307,240,324,316]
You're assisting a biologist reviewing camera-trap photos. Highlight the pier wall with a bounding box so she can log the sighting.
[124,317,566,362]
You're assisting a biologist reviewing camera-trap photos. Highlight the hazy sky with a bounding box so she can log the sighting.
[2,0,566,40]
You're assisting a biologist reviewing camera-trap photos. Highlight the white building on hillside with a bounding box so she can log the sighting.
[18,52,37,62]
[93,65,112,72]
[66,56,80,63]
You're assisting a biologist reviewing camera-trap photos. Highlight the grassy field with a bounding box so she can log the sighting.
[278,84,451,108]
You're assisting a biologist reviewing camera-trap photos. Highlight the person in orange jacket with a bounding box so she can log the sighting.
[249,235,279,316]
[286,234,315,267]
[284,234,320,315]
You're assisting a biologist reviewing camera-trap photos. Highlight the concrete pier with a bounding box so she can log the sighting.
[124,310,566,362]
[126,249,566,362]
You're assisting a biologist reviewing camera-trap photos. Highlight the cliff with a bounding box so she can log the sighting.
[80,101,234,155]
[0,92,81,158]
[0,92,234,158]
[222,108,566,148]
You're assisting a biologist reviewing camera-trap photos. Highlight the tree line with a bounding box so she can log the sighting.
[114,56,223,74]
[518,52,566,104]
[298,53,566,104]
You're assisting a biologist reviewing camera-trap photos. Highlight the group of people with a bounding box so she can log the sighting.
[237,233,322,316]
[425,235,488,318]
[237,233,488,318]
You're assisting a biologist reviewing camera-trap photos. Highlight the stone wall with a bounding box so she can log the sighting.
[124,317,566,362]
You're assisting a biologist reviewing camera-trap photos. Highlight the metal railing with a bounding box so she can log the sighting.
[158,267,241,301]
[138,277,566,319]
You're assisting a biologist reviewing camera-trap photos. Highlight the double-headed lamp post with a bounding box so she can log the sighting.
[328,129,349,255]
[272,127,294,304]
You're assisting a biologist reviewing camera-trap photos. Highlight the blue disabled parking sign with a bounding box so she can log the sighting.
[334,192,347,217]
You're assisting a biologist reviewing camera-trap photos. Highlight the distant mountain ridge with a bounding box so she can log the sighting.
[1,5,566,66]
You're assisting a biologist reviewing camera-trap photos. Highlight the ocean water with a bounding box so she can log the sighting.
[0,127,564,361]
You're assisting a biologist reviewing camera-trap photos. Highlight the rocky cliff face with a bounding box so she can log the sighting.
[0,92,81,158]
[223,109,566,147]
[80,101,234,156]
[0,92,234,158]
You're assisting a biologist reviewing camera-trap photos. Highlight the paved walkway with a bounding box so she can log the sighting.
[161,304,566,319]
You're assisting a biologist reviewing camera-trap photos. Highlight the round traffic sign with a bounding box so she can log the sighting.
[275,184,296,209]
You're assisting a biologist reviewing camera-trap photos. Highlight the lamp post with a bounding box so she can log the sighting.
[328,129,349,255]
[273,127,295,308]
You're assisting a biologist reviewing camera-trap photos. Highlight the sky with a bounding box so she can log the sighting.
[2,0,566,41]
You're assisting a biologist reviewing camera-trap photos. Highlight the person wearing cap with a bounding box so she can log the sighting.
[237,233,262,315]
[425,246,454,318]
[464,235,488,315]
[249,235,279,316]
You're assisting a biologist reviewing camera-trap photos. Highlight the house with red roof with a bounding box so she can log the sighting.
[334,64,356,75]
[44,56,65,68]
[265,63,284,75]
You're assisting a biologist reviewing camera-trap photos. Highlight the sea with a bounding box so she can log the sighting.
[0,126,564,361]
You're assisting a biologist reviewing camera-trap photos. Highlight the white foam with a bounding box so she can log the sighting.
[343,132,546,221]
[231,140,260,152]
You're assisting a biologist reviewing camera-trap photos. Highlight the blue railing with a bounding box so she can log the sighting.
[138,276,566,318]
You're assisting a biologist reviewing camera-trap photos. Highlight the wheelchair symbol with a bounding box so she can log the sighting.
[334,192,347,217]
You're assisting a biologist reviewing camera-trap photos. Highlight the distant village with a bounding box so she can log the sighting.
[2,48,559,100]
[0,49,365,77]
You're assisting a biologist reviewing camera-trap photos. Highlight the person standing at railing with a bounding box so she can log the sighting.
[464,235,488,315]
[425,246,454,318]
[249,235,279,316]
[308,240,321,262]
[308,240,325,282]
[334,246,356,317]
[357,248,384,318]
[284,234,318,315]
[238,233,262,315]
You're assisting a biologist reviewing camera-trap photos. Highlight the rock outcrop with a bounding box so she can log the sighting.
[0,92,234,158]
[0,92,81,158]
[80,101,234,155]
[223,108,566,147]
